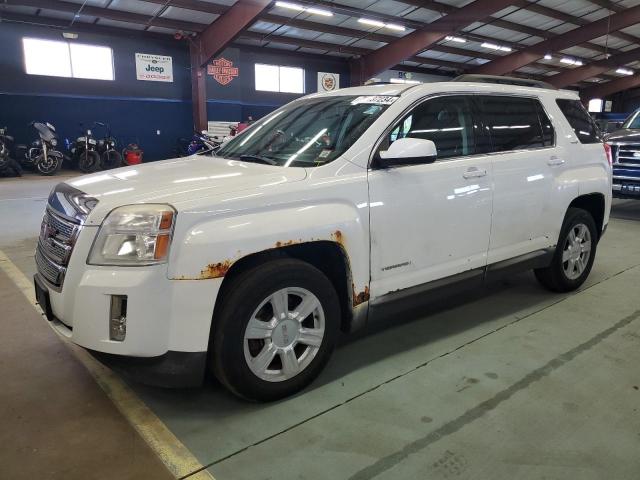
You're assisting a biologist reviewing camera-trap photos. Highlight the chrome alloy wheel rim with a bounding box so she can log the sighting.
[562,223,592,280]
[243,287,325,382]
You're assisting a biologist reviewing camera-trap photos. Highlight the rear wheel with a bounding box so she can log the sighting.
[212,258,340,402]
[534,207,598,292]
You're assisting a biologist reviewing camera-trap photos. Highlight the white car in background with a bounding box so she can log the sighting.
[34,76,611,401]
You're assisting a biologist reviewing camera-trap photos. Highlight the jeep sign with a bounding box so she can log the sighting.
[135,53,173,82]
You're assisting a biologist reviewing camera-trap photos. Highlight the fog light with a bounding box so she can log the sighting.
[110,295,127,341]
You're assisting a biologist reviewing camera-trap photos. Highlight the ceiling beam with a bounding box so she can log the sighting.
[585,0,624,13]
[194,0,271,67]
[238,31,468,71]
[350,0,515,84]
[548,47,640,88]
[471,4,640,76]
[5,0,205,32]
[399,0,631,56]
[581,74,640,100]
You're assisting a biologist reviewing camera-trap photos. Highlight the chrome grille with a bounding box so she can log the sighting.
[612,144,640,167]
[36,208,80,287]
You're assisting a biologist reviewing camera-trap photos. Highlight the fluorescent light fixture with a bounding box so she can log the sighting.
[544,53,552,60]
[575,60,583,66]
[481,42,511,52]
[616,67,634,75]
[358,18,404,30]
[62,32,78,39]
[560,57,583,66]
[306,7,332,16]
[275,1,304,11]
[358,18,385,28]
[385,23,406,31]
[445,36,466,43]
[275,1,332,15]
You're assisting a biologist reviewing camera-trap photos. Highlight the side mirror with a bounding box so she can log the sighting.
[376,137,437,168]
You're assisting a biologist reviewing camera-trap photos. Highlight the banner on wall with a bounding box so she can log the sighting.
[208,58,239,86]
[135,53,173,82]
[318,72,340,92]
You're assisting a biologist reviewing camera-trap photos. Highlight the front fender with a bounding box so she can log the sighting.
[167,202,369,301]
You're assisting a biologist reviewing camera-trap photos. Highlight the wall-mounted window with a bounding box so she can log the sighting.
[23,38,114,81]
[255,64,304,93]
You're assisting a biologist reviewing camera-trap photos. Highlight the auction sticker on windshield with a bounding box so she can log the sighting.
[351,96,398,105]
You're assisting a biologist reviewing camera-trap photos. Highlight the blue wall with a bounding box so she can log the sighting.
[0,22,193,161]
[205,46,350,122]
[0,22,350,161]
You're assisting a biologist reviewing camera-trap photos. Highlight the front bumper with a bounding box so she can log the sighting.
[90,350,208,388]
[35,226,222,385]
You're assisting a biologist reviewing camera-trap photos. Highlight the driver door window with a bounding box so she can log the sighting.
[382,96,477,160]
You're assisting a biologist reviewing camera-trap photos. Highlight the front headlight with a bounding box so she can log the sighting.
[88,204,176,266]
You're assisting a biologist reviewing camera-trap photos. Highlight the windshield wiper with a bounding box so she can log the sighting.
[239,154,278,165]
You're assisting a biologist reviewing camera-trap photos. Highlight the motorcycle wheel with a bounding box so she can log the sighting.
[79,150,100,173]
[100,150,122,170]
[7,158,23,177]
[36,154,61,176]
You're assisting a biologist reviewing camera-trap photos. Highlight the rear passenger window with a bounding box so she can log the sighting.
[384,96,476,160]
[556,99,601,144]
[479,96,552,152]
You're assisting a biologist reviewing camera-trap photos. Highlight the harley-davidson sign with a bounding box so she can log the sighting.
[208,58,239,85]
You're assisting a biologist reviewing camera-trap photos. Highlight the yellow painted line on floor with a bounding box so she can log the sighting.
[0,249,214,480]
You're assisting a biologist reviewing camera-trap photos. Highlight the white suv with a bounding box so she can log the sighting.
[34,77,612,401]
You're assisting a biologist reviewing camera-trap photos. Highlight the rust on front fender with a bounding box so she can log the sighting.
[352,284,370,307]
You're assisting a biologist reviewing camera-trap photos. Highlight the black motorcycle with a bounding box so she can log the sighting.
[72,124,100,173]
[0,127,22,177]
[15,122,63,175]
[94,122,122,170]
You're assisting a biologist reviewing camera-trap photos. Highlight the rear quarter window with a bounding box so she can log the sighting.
[556,99,601,144]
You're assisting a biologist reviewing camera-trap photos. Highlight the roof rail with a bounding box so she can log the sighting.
[453,74,557,90]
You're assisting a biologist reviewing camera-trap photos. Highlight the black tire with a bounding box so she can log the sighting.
[35,154,61,176]
[212,258,340,402]
[7,158,22,177]
[101,150,122,170]
[79,150,100,173]
[534,207,598,292]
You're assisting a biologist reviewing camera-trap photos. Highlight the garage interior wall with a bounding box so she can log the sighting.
[0,22,351,161]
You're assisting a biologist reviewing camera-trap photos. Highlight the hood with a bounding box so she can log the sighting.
[605,129,640,143]
[64,155,307,223]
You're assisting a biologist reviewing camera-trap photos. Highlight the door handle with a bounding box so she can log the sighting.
[463,167,487,179]
[547,156,565,166]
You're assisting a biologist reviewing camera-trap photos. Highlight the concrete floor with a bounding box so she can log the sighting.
[1,173,640,479]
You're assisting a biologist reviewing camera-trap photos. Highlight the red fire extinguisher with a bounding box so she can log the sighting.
[122,144,143,165]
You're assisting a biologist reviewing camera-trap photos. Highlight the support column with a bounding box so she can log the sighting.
[190,41,207,133]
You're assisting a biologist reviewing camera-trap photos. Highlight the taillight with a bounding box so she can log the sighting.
[604,143,613,166]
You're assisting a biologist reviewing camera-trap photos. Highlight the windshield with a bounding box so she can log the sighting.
[622,110,640,129]
[215,95,395,167]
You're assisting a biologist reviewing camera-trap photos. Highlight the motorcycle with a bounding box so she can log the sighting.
[71,124,100,173]
[177,131,222,157]
[15,122,63,175]
[94,122,122,170]
[0,127,22,177]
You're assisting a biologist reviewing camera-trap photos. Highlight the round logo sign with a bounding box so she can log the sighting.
[321,73,337,91]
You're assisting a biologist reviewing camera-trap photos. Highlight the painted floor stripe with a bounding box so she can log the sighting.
[0,249,214,480]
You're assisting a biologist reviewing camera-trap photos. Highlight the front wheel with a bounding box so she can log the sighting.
[35,154,61,176]
[212,259,340,402]
[101,149,122,170]
[78,150,100,173]
[534,207,598,292]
